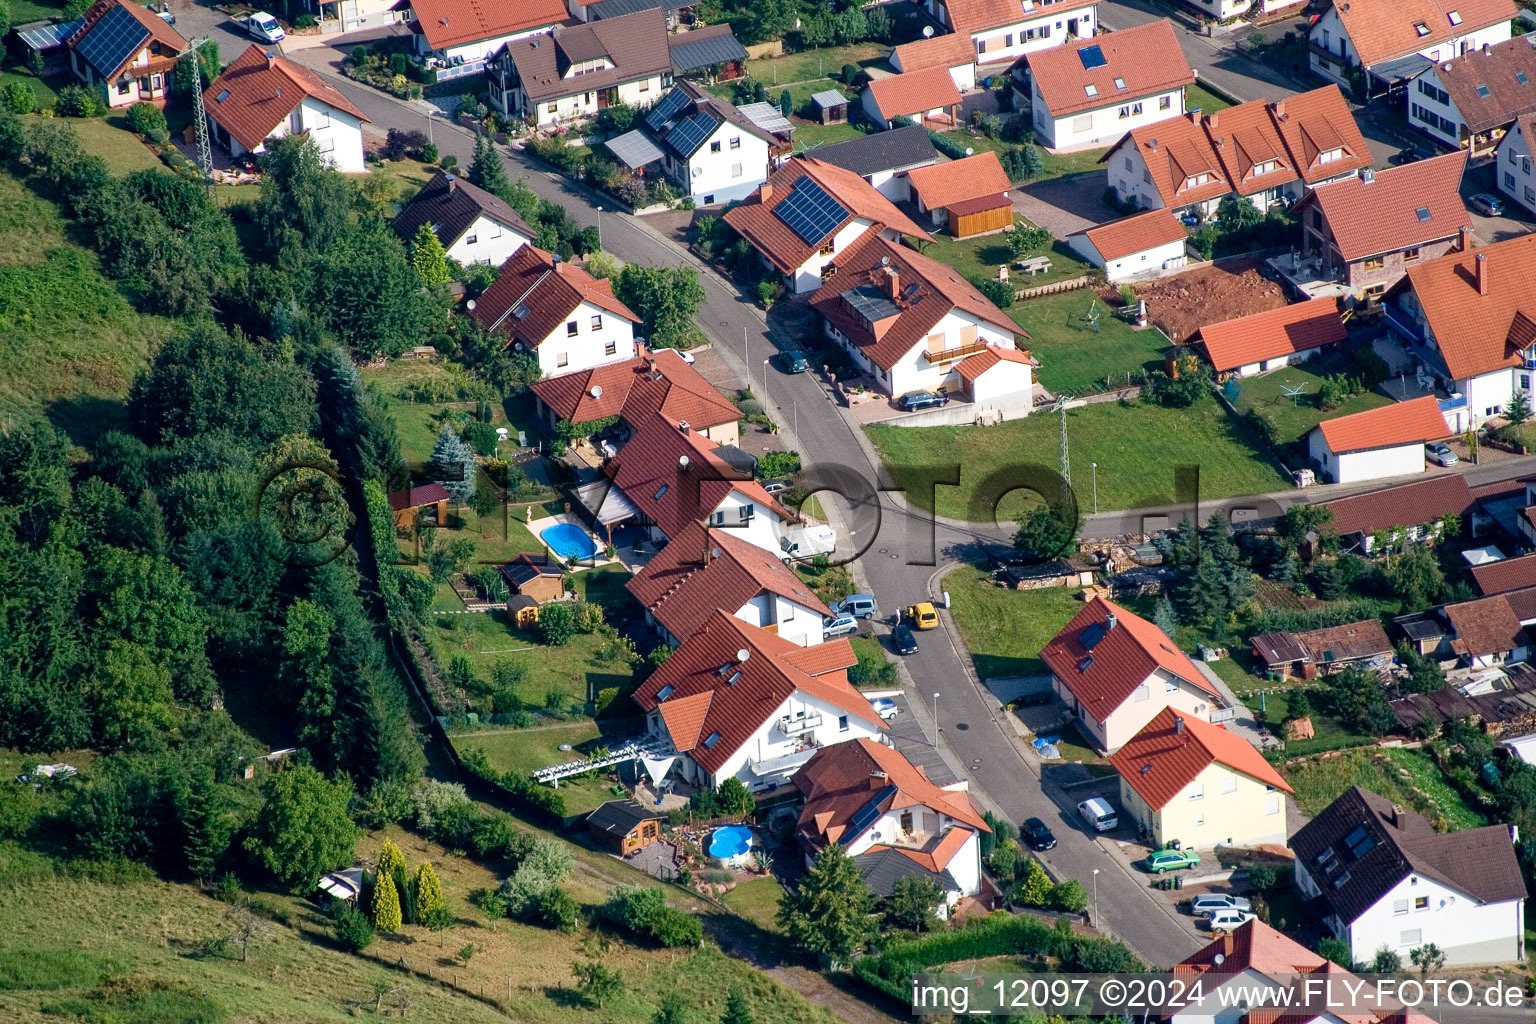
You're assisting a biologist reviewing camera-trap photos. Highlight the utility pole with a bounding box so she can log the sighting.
[1056,395,1071,496]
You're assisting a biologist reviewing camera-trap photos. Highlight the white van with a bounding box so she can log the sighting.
[834,594,878,620]
[1077,797,1118,832]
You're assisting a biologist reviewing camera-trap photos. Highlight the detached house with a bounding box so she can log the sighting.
[1308,395,1453,484]
[794,737,990,914]
[1408,35,1536,154]
[1040,596,1223,752]
[470,244,639,379]
[1441,593,1532,666]
[1111,707,1292,850]
[1066,209,1190,283]
[486,9,672,128]
[722,157,933,293]
[1494,112,1536,213]
[1292,785,1527,966]
[393,170,534,268]
[809,124,939,203]
[632,612,887,790]
[529,348,742,445]
[1025,22,1193,150]
[1295,153,1470,302]
[892,0,1101,91]
[1382,230,1536,425]
[405,0,564,67]
[861,66,964,131]
[809,232,1036,402]
[1310,0,1515,96]
[204,45,371,173]
[67,0,187,110]
[617,80,783,206]
[1105,86,1371,220]
[1192,297,1348,376]
[626,520,833,648]
[1317,473,1474,554]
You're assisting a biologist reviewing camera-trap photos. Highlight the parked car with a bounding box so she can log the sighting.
[1188,894,1252,917]
[761,479,791,494]
[870,698,900,721]
[1077,797,1118,832]
[1426,441,1459,467]
[156,8,176,24]
[1146,848,1202,873]
[774,350,810,374]
[822,614,858,639]
[834,594,878,619]
[1393,145,1434,165]
[1469,193,1505,217]
[1206,909,1257,932]
[903,602,939,630]
[898,390,946,411]
[891,624,918,655]
[246,11,286,41]
[1021,817,1057,851]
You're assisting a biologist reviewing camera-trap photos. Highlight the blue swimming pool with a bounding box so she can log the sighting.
[541,523,597,561]
[708,825,753,859]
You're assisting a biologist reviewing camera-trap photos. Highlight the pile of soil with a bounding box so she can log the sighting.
[1131,257,1290,344]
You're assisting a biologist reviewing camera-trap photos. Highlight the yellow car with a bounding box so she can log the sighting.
[904,602,939,630]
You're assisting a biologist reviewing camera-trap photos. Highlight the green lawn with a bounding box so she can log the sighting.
[943,564,1085,679]
[1185,82,1234,115]
[919,228,1094,290]
[720,876,785,932]
[867,394,1288,521]
[0,66,63,111]
[1008,290,1171,394]
[74,115,164,171]
[742,44,888,88]
[1284,748,1486,829]
[793,121,866,148]
[1240,686,1374,757]
[1228,359,1393,463]
[0,169,171,445]
[939,130,1108,180]
[8,0,66,23]
[452,720,634,815]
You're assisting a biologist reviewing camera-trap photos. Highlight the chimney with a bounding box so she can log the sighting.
[446,174,457,191]
[869,771,888,790]
[1361,168,1374,184]
[1390,803,1406,828]
[1206,111,1218,131]
[1106,611,1118,631]
[265,51,277,70]
[1476,251,1488,296]
[885,266,900,302]
[1459,225,1473,252]
[678,420,691,434]
[1174,715,1186,739]
[758,182,773,203]
[1484,43,1492,54]
[1272,98,1286,119]
[1187,107,1202,124]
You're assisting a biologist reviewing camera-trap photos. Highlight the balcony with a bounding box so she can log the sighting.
[924,339,989,365]
[748,745,820,777]
[779,711,823,736]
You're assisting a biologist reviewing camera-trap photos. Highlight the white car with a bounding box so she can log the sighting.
[1206,909,1256,932]
[823,614,858,638]
[1189,894,1252,917]
[246,11,286,42]
[870,698,900,721]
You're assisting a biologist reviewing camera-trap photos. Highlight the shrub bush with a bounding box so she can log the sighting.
[1,81,36,115]
[967,275,1014,309]
[124,101,166,136]
[54,84,102,118]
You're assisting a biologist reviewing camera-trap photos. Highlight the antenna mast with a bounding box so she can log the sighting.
[180,39,213,180]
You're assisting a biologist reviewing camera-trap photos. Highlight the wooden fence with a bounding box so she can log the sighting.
[1014,275,1090,301]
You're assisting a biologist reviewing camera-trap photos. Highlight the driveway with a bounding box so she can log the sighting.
[1014,172,1113,237]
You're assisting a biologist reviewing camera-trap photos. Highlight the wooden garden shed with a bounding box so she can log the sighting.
[946,193,1013,238]
[387,483,450,530]
[809,89,849,125]
[506,593,540,628]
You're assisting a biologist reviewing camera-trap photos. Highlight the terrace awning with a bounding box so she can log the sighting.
[575,479,639,526]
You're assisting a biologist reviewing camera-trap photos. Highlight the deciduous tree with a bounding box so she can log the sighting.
[246,764,356,890]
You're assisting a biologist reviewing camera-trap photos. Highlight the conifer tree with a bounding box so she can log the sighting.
[377,838,406,879]
[415,861,444,919]
[411,224,451,286]
[720,987,754,1024]
[429,425,476,503]
[372,867,403,931]
[468,133,513,202]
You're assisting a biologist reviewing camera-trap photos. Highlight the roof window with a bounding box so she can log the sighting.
[1519,71,1530,85]
[1477,84,1491,97]
[657,684,674,701]
[702,731,721,748]
[1448,9,1462,24]
[1414,21,1430,35]
[1415,206,1431,222]
[1085,83,1098,97]
[1113,76,1126,90]
[653,484,669,500]
[215,89,230,102]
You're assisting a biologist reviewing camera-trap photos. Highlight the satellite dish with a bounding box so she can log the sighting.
[678,455,690,469]
[590,384,603,398]
[966,147,974,156]
[466,299,476,311]
[1213,954,1226,965]
[736,648,750,663]
[922,25,934,36]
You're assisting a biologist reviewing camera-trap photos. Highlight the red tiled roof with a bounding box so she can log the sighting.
[605,413,793,540]
[1110,706,1291,811]
[69,0,187,79]
[1193,297,1347,372]
[1445,594,1530,656]
[722,157,933,278]
[781,639,858,676]
[1472,552,1536,594]
[953,343,1038,382]
[794,737,989,850]
[945,193,1012,216]
[1297,151,1468,262]
[1108,114,1232,209]
[1314,395,1449,454]
[1433,36,1536,134]
[868,826,976,874]
[386,483,450,511]
[1399,230,1536,380]
[1026,21,1193,118]
[864,65,964,121]
[906,151,1011,211]
[626,520,831,643]
[634,613,885,775]
[1203,99,1296,197]
[1268,85,1373,183]
[205,45,370,154]
[808,233,1024,372]
[1070,208,1187,263]
[944,0,1098,33]
[408,0,565,51]
[1331,0,1517,69]
[891,32,975,74]
[1317,473,1474,536]
[471,244,638,347]
[530,349,740,429]
[1040,596,1215,720]
[1177,919,1329,978]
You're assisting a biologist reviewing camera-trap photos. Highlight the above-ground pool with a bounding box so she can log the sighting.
[541,523,597,561]
[708,825,753,859]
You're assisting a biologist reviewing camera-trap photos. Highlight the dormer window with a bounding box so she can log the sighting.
[1253,159,1278,176]
[1414,21,1430,35]
[1317,147,1344,164]
[1184,171,1211,189]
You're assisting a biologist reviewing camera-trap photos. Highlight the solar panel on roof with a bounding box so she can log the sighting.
[645,87,691,131]
[1078,44,1107,70]
[840,785,896,842]
[772,176,849,244]
[17,18,83,51]
[666,111,717,157]
[75,3,151,78]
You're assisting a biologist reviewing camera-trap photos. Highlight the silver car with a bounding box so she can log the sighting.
[1426,441,1458,467]
[1189,893,1253,917]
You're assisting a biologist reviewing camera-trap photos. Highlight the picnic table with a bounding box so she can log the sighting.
[1016,256,1053,276]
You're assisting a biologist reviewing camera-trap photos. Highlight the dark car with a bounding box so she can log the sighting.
[1394,145,1434,165]
[1021,817,1057,851]
[898,390,947,411]
[775,350,810,374]
[891,624,918,655]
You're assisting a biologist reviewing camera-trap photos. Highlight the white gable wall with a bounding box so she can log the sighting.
[1496,121,1536,213]
[1054,666,1217,752]
[1308,433,1426,484]
[682,120,772,205]
[445,214,532,267]
[713,692,885,788]
[785,217,881,293]
[531,297,637,378]
[969,3,1098,65]
[210,94,367,173]
[736,592,827,648]
[1032,78,1186,150]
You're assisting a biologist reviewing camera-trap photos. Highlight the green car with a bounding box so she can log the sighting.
[775,351,810,374]
[1146,849,1201,873]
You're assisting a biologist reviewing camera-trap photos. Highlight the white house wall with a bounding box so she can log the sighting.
[530,298,637,378]
[680,120,772,205]
[786,217,881,293]
[712,692,886,788]
[416,23,553,64]
[1308,434,1427,484]
[1496,121,1536,213]
[522,74,666,127]
[1071,234,1188,281]
[843,809,983,896]
[445,214,531,267]
[968,3,1098,67]
[211,95,367,173]
[1033,79,1186,150]
[1171,969,1283,1024]
[734,592,826,648]
[1311,6,1511,84]
[1055,666,1216,752]
[1408,69,1463,147]
[967,360,1035,404]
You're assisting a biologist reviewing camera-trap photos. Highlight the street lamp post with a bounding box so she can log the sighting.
[1091,462,1098,514]
[1092,868,1100,926]
[793,398,798,442]
[932,692,940,745]
[594,206,603,252]
[763,358,770,392]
